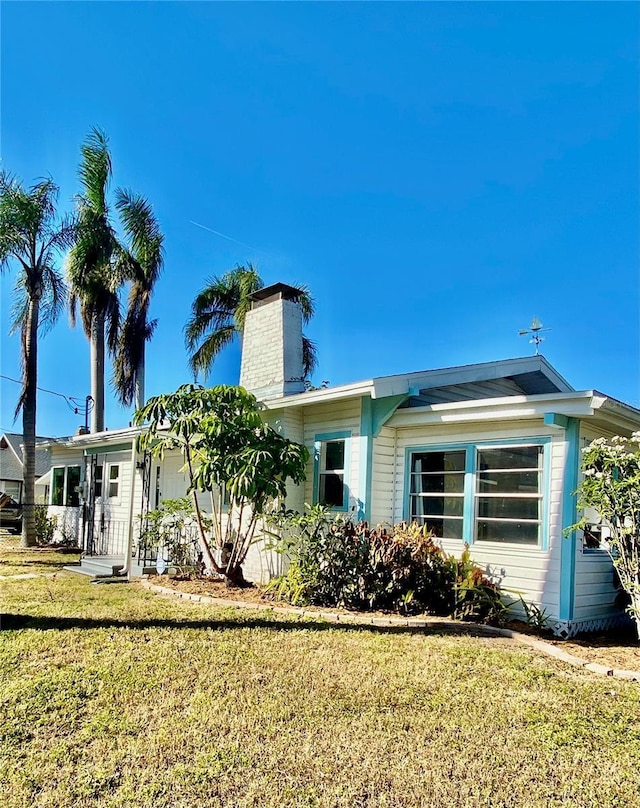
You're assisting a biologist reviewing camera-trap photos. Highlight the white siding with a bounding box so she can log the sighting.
[47,447,85,544]
[370,426,396,526]
[302,398,362,509]
[244,399,363,583]
[571,423,622,623]
[386,418,566,618]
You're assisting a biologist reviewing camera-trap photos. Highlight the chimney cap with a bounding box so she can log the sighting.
[249,283,304,307]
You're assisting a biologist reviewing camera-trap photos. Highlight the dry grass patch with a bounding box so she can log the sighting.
[0,541,80,577]
[1,573,640,807]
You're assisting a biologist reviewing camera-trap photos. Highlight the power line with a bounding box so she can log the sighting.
[0,374,93,415]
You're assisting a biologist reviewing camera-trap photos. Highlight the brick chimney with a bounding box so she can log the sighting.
[240,283,305,399]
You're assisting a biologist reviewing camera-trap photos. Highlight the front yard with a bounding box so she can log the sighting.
[1,552,640,807]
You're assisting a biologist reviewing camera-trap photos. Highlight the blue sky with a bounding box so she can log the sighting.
[1,2,638,437]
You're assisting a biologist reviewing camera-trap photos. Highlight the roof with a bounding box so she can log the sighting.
[249,283,305,306]
[264,355,574,408]
[0,433,52,481]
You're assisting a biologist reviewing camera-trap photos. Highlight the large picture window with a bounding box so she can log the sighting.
[407,442,546,547]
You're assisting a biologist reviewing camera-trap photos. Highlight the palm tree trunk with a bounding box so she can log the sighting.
[134,352,145,413]
[90,311,105,433]
[21,296,39,548]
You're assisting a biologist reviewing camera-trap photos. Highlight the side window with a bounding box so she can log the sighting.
[475,445,543,545]
[108,464,120,499]
[51,467,65,506]
[316,438,347,509]
[66,466,81,507]
[94,465,103,498]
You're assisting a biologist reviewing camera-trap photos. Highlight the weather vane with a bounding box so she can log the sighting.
[518,316,550,355]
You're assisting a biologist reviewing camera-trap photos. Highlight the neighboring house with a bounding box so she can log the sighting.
[0,432,52,505]
[45,284,640,637]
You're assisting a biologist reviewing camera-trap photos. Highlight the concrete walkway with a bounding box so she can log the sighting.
[141,578,640,682]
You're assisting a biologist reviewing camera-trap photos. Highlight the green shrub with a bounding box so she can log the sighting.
[266,507,502,621]
[34,506,57,546]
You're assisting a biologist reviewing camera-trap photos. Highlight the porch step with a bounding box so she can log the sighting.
[65,556,125,578]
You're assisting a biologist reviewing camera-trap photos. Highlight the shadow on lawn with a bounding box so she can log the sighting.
[0,611,490,637]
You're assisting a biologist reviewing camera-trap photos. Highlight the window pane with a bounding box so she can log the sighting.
[319,473,344,507]
[477,471,539,494]
[52,468,65,506]
[109,465,119,481]
[418,517,463,541]
[476,520,539,544]
[411,472,465,494]
[66,467,81,507]
[477,496,539,520]
[324,441,344,471]
[94,465,103,498]
[413,495,464,518]
[478,446,541,471]
[412,451,465,474]
[108,481,119,499]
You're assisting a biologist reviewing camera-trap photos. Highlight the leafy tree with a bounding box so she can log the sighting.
[0,172,75,546]
[135,384,308,585]
[67,128,122,432]
[573,434,640,637]
[184,264,317,381]
[113,189,164,410]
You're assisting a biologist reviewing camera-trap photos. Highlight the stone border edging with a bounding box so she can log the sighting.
[140,579,640,682]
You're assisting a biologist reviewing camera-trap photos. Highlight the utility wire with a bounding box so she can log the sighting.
[0,374,93,414]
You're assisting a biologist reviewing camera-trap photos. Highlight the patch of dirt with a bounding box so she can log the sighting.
[148,575,640,673]
[549,627,640,672]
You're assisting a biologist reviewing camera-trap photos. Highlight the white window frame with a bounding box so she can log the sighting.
[314,431,351,511]
[50,465,82,507]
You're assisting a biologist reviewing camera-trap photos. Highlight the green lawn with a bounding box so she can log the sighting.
[1,560,640,808]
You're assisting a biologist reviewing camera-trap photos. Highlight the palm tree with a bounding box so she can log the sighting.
[0,172,75,546]
[113,189,164,410]
[67,127,121,433]
[185,264,317,381]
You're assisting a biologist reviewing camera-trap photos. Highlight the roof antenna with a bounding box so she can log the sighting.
[518,316,550,355]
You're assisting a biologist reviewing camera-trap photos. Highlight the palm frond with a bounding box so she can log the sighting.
[78,127,111,214]
[188,325,237,380]
[302,334,318,379]
[290,282,315,325]
[115,188,164,289]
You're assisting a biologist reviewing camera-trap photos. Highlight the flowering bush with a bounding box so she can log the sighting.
[573,433,640,637]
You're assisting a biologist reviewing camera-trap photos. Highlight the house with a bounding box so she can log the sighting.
[0,432,52,505]
[45,284,640,636]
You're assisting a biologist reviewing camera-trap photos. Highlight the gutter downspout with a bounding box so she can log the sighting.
[120,440,137,577]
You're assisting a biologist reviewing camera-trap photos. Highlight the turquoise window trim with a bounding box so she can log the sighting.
[313,430,352,512]
[403,442,474,544]
[404,437,552,550]
[360,398,373,522]
[559,418,580,622]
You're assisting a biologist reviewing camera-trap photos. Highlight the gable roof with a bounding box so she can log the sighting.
[263,355,573,409]
[0,433,53,481]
